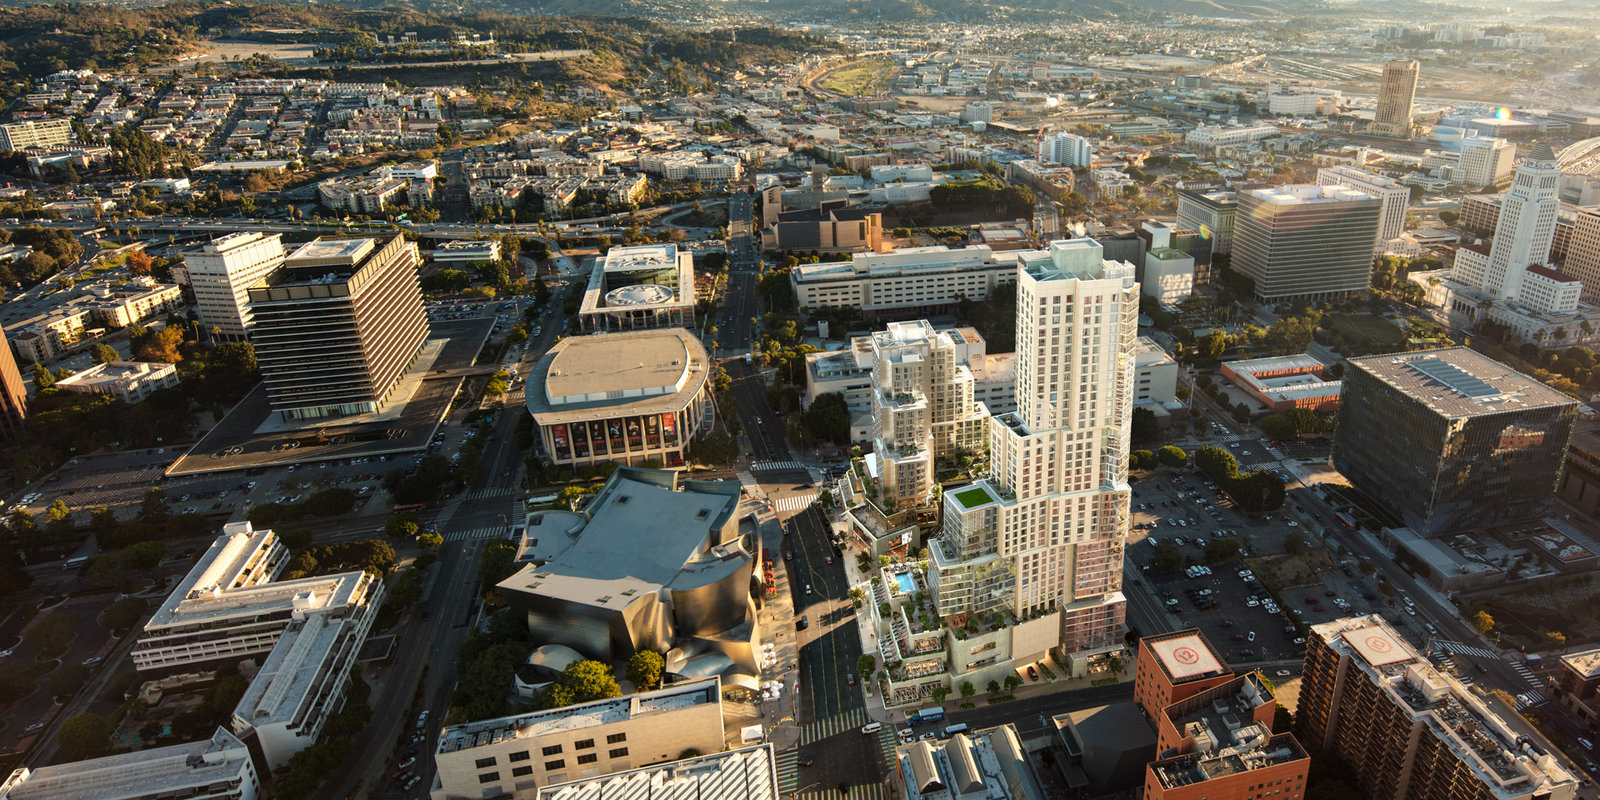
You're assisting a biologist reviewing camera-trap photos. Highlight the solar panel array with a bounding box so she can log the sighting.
[1407,357,1501,399]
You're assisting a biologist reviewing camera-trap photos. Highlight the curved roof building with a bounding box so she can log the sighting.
[525,328,711,468]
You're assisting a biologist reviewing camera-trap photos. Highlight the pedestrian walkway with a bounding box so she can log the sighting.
[775,750,800,794]
[442,526,509,543]
[1510,660,1541,684]
[429,502,460,530]
[1435,640,1499,659]
[871,726,898,767]
[798,784,885,800]
[753,460,806,471]
[462,488,515,501]
[1516,691,1547,710]
[801,707,870,744]
[739,472,761,492]
[776,495,817,514]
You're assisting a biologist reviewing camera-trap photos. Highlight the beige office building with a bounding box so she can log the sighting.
[1372,60,1419,138]
[430,679,724,800]
[184,233,287,341]
[246,235,429,421]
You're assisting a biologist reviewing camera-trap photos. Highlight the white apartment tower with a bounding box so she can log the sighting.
[1316,166,1411,255]
[183,233,286,341]
[930,239,1136,674]
[1481,144,1562,302]
[1037,133,1093,168]
[868,321,990,509]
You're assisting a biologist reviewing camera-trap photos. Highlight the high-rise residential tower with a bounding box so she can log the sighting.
[1037,133,1093,168]
[1233,185,1382,303]
[931,238,1136,674]
[184,233,287,341]
[867,321,990,510]
[1372,59,1419,138]
[246,236,429,421]
[1317,166,1413,255]
[1297,616,1580,800]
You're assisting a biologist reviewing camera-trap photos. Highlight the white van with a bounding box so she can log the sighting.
[861,722,882,735]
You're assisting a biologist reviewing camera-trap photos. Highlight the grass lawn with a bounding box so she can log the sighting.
[1327,315,1404,348]
[953,486,993,509]
[818,59,895,96]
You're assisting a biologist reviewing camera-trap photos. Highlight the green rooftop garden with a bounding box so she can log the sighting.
[953,486,993,509]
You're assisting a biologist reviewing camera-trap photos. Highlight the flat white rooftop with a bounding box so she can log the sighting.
[437,678,721,755]
[537,744,776,800]
[0,727,254,800]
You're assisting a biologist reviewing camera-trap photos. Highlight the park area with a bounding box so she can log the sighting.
[1325,314,1404,350]
[818,59,897,96]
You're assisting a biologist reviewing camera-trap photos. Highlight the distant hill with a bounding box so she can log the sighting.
[0,3,837,87]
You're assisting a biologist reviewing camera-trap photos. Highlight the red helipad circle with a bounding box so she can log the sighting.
[1172,646,1201,665]
[1365,635,1393,653]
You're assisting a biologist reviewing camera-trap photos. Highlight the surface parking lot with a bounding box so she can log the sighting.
[1127,461,1394,670]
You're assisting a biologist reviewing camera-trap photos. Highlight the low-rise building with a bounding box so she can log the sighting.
[54,360,179,403]
[577,244,695,334]
[132,522,380,673]
[896,725,1043,800]
[430,678,726,800]
[524,329,711,468]
[535,744,776,800]
[1221,354,1342,413]
[429,240,501,265]
[1140,247,1195,305]
[1555,647,1600,731]
[1133,337,1180,408]
[0,727,260,800]
[765,200,885,255]
[228,568,385,769]
[790,245,1014,318]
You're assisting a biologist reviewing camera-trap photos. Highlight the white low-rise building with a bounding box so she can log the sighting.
[536,745,776,800]
[132,522,381,674]
[791,245,1015,318]
[55,360,179,403]
[1185,123,1279,150]
[429,240,501,265]
[430,678,725,800]
[228,571,384,769]
[0,727,260,800]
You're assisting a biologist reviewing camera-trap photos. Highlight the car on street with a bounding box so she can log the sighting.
[82,656,102,666]
[25,723,45,733]
[796,615,808,630]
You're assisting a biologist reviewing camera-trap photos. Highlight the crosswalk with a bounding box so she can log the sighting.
[776,495,817,514]
[801,707,869,744]
[775,749,800,794]
[441,526,511,543]
[1510,660,1540,683]
[1435,640,1499,659]
[752,460,805,472]
[462,488,515,501]
[429,503,460,530]
[1516,691,1548,710]
[797,784,886,800]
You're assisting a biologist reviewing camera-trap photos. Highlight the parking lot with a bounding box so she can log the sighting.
[1124,447,1400,669]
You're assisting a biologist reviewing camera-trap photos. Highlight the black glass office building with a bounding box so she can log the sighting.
[1334,348,1576,537]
